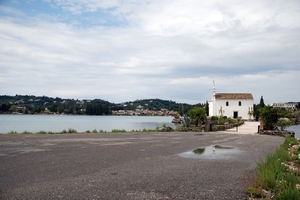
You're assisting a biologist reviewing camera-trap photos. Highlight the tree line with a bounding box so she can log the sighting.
[0,95,202,115]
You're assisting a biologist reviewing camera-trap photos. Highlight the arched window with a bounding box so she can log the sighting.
[239,101,242,106]
[226,101,229,106]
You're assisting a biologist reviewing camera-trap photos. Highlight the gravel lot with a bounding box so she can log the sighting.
[0,132,284,200]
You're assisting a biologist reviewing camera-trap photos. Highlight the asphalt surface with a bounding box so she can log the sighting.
[0,132,284,200]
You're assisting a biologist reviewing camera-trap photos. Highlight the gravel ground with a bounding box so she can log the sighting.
[0,132,284,200]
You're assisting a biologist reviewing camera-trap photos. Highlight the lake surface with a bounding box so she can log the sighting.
[0,115,177,134]
[287,125,300,138]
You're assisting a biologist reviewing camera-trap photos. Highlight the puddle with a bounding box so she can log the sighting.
[179,145,242,159]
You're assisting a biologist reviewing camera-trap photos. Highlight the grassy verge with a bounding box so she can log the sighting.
[246,137,300,199]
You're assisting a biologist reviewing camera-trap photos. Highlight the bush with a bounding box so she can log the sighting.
[67,128,77,133]
[277,119,292,131]
[7,131,18,134]
[211,116,219,121]
[36,131,47,134]
[22,131,32,134]
[92,129,98,133]
[111,129,127,133]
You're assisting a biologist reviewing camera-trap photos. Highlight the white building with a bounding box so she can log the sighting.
[208,82,254,120]
[273,102,297,110]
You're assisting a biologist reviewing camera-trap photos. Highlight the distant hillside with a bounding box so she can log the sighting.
[0,95,203,115]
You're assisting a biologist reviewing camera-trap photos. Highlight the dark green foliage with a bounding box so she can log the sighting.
[188,107,207,126]
[86,103,110,115]
[277,119,292,130]
[211,116,219,121]
[259,96,265,108]
[259,106,281,130]
[0,95,204,115]
[205,101,209,116]
[193,148,205,155]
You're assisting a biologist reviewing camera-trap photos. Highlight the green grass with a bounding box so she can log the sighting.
[275,187,300,200]
[247,137,300,199]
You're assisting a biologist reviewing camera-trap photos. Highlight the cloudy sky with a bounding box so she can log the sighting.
[0,0,299,104]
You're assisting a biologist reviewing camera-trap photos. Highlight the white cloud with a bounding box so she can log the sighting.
[0,0,299,104]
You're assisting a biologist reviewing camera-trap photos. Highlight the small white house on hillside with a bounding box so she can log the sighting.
[208,82,254,120]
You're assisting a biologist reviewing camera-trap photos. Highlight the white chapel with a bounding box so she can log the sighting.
[208,82,254,120]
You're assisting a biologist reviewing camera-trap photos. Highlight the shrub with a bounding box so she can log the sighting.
[36,131,47,134]
[61,129,67,133]
[7,131,18,134]
[22,131,32,134]
[67,128,77,133]
[92,129,98,133]
[181,114,191,127]
[211,116,219,121]
[277,119,292,131]
[111,129,127,133]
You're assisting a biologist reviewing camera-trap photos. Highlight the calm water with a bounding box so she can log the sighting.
[0,115,176,134]
[288,125,300,138]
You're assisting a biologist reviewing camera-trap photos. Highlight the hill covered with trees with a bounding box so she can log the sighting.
[0,95,203,115]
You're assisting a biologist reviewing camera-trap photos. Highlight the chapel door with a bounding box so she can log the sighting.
[233,111,238,118]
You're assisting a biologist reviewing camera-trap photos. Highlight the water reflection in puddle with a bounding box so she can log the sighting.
[180,145,242,159]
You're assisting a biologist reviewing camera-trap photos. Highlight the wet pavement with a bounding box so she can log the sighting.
[0,131,284,199]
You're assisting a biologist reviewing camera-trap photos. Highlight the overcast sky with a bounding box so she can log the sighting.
[0,0,299,104]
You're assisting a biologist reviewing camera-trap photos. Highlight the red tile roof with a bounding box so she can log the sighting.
[215,93,253,100]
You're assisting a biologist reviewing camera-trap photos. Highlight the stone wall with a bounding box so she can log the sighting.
[259,130,295,138]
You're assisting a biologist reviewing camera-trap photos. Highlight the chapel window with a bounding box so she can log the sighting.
[226,101,229,106]
[239,101,242,106]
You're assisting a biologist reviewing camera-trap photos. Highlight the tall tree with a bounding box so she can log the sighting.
[205,101,209,116]
[259,96,265,108]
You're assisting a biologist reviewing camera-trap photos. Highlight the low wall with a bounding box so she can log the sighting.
[259,130,295,138]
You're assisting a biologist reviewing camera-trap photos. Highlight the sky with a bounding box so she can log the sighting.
[0,0,299,105]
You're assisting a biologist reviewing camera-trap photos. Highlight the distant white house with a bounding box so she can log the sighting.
[272,102,297,110]
[208,82,254,120]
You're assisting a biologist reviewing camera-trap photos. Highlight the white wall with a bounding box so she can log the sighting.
[216,99,253,119]
[208,100,214,117]
[213,99,253,119]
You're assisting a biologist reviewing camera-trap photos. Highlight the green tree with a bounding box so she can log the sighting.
[254,96,266,121]
[9,105,17,113]
[205,101,209,116]
[188,107,207,127]
[259,96,265,108]
[259,106,280,130]
[277,119,292,131]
